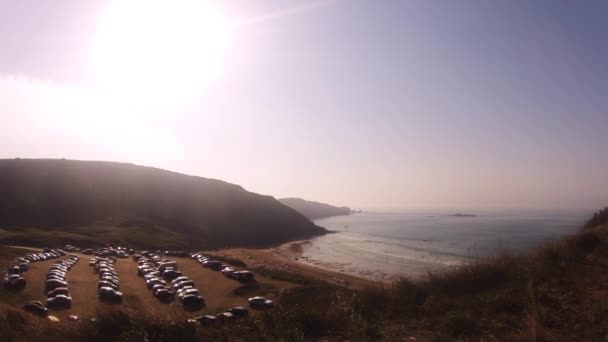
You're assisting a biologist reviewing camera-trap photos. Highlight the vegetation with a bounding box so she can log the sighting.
[584,206,608,229]
[0,159,326,249]
[0,221,190,250]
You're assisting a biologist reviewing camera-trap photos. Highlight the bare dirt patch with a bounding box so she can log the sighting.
[1,247,294,321]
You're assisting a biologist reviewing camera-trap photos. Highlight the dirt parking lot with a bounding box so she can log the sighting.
[6,248,294,320]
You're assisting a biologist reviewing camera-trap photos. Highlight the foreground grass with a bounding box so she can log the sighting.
[3,209,608,341]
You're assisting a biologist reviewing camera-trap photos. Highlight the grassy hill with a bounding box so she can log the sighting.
[0,159,326,249]
[278,198,350,220]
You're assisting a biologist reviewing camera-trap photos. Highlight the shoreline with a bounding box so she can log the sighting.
[210,240,379,289]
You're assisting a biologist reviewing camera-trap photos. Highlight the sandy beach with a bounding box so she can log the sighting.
[208,240,379,289]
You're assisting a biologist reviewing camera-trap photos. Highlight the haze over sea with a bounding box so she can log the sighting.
[300,208,592,282]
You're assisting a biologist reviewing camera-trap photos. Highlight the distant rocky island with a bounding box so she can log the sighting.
[278,198,351,220]
[450,213,478,217]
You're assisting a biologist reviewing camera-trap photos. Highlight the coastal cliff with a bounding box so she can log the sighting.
[278,198,350,220]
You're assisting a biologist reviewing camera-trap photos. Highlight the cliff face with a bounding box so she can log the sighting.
[278,198,350,220]
[0,159,326,248]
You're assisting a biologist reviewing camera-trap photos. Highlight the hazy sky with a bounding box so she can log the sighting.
[1,0,607,209]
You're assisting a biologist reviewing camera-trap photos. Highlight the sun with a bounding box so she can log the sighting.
[89,0,231,104]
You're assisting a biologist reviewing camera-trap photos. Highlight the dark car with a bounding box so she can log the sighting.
[155,288,174,299]
[99,287,123,302]
[217,312,235,322]
[163,269,182,280]
[45,279,67,291]
[231,271,255,282]
[4,274,26,290]
[46,275,65,282]
[151,284,168,295]
[171,280,194,291]
[170,276,191,286]
[138,267,154,276]
[98,280,119,290]
[23,301,48,316]
[228,306,249,317]
[47,271,66,278]
[146,278,166,289]
[178,289,200,301]
[15,263,29,272]
[47,287,70,298]
[194,315,217,325]
[49,266,68,272]
[100,276,120,285]
[181,294,204,307]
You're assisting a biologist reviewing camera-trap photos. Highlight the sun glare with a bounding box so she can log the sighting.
[89,0,230,103]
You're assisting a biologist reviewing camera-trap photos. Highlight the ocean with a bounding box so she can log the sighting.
[298,208,592,282]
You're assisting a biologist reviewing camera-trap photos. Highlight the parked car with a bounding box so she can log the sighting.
[100,277,120,287]
[163,269,182,280]
[181,294,204,307]
[99,287,123,301]
[230,271,255,282]
[23,301,48,316]
[47,287,70,298]
[248,296,273,308]
[217,312,235,322]
[171,280,194,291]
[98,280,119,290]
[202,260,222,270]
[170,276,191,285]
[138,267,154,276]
[3,274,26,289]
[47,271,65,278]
[176,286,195,296]
[146,278,166,289]
[221,267,236,276]
[151,284,168,294]
[45,279,67,291]
[178,288,200,300]
[228,306,249,317]
[155,288,174,299]
[158,261,177,273]
[15,262,29,272]
[46,294,72,308]
[194,315,216,325]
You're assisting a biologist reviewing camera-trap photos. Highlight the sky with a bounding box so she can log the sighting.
[0,0,607,210]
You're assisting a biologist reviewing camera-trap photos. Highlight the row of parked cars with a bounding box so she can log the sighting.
[187,253,273,309]
[5,249,68,291]
[189,252,255,282]
[4,257,30,290]
[90,257,123,302]
[189,306,249,325]
[136,252,205,308]
[45,255,79,309]
[84,246,133,258]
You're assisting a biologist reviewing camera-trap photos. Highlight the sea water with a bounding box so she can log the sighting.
[299,208,592,281]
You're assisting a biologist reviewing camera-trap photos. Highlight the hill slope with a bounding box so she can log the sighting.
[0,159,326,248]
[278,198,350,220]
